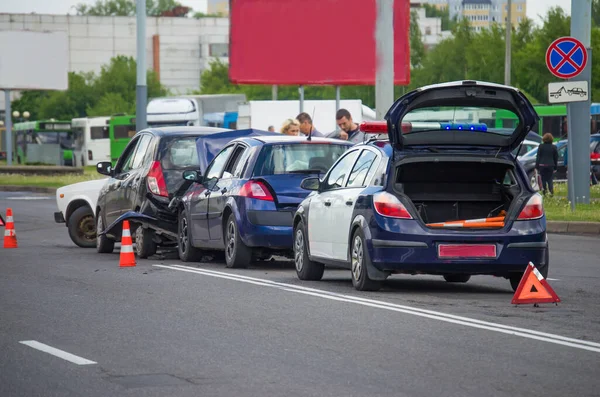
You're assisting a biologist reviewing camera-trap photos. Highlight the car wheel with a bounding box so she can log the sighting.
[224,213,251,268]
[178,209,203,262]
[443,274,471,283]
[96,211,115,254]
[67,206,96,248]
[294,221,324,281]
[509,252,549,292]
[350,229,382,291]
[135,225,157,259]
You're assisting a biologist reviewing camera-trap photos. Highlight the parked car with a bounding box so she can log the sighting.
[513,139,539,159]
[292,81,548,292]
[518,140,567,189]
[95,127,273,257]
[54,178,108,248]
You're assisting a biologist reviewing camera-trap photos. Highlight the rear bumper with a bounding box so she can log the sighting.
[54,211,66,224]
[239,210,295,249]
[367,218,548,277]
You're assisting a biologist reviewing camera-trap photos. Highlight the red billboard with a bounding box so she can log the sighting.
[229,0,411,86]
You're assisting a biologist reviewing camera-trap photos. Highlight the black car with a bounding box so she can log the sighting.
[94,127,264,257]
[519,140,568,189]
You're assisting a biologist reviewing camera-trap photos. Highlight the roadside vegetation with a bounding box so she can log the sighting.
[0,166,103,188]
[553,182,600,199]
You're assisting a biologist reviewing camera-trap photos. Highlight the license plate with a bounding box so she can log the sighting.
[438,244,497,258]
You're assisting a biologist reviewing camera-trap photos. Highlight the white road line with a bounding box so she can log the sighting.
[155,264,600,354]
[547,278,560,281]
[19,341,97,365]
[5,197,51,200]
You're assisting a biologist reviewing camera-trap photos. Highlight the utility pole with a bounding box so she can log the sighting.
[272,85,278,101]
[4,90,12,165]
[504,0,512,85]
[375,0,394,119]
[136,0,147,132]
[566,0,592,208]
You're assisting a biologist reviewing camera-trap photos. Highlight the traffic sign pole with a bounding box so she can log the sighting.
[566,0,592,209]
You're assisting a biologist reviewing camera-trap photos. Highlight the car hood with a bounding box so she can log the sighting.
[57,178,109,195]
[384,80,539,152]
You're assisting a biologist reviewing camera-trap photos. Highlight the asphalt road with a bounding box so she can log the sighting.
[1,191,599,397]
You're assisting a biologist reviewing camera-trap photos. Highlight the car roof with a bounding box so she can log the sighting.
[243,135,354,145]
[141,126,232,137]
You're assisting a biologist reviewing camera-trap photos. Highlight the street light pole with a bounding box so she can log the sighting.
[504,0,512,86]
[375,0,394,120]
[136,0,147,132]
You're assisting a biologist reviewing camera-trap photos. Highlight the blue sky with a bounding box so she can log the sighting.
[2,0,572,25]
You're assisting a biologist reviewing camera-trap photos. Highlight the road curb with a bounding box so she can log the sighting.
[547,221,600,235]
[0,185,57,194]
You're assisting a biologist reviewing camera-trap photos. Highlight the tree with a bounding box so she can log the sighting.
[75,0,185,17]
[410,10,426,68]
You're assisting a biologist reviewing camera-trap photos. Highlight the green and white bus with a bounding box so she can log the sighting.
[109,115,137,162]
[13,120,74,166]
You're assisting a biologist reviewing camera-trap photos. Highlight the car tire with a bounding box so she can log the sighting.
[294,221,324,281]
[443,274,471,283]
[67,206,96,248]
[135,225,157,259]
[224,213,251,268]
[96,211,115,254]
[509,252,549,292]
[350,229,382,291]
[178,209,203,262]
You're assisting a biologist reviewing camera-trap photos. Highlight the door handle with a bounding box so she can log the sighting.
[346,198,354,206]
[221,187,227,194]
[324,199,332,207]
[204,190,210,197]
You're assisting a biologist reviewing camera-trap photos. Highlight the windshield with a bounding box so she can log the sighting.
[401,106,518,139]
[254,143,349,175]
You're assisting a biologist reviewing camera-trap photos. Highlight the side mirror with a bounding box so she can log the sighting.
[97,161,113,176]
[300,176,320,191]
[182,170,203,183]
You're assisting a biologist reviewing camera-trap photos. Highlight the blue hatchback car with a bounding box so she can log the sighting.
[293,81,548,291]
[177,135,352,267]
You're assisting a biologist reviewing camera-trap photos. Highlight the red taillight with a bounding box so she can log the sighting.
[373,192,412,219]
[591,152,600,160]
[517,193,544,220]
[147,161,168,197]
[239,181,274,201]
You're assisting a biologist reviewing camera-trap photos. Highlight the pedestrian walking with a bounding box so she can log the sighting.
[536,133,559,195]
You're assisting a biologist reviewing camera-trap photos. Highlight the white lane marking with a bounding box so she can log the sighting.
[19,340,97,365]
[547,278,560,281]
[5,196,51,200]
[155,264,600,354]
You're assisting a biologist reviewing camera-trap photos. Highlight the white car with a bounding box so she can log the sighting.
[54,178,108,248]
[514,139,540,159]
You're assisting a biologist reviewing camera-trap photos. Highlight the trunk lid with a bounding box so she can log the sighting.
[384,81,539,153]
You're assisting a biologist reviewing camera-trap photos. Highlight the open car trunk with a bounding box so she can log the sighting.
[394,158,521,227]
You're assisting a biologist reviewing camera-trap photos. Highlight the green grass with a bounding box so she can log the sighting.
[544,195,600,222]
[553,182,600,199]
[0,167,104,188]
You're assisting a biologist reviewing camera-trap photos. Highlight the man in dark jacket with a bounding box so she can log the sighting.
[536,133,559,195]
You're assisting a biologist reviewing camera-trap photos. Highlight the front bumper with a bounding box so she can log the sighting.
[54,211,66,224]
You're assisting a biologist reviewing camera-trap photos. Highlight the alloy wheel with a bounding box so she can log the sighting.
[226,221,236,262]
[295,229,304,272]
[351,236,363,282]
[180,217,189,254]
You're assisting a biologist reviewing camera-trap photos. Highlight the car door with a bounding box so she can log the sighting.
[103,136,141,225]
[307,149,360,260]
[330,149,379,261]
[189,144,236,244]
[208,144,248,241]
[120,134,154,214]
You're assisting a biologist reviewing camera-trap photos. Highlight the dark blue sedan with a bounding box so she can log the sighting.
[293,81,548,292]
[177,135,352,267]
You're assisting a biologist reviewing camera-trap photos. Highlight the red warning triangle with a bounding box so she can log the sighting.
[0,213,4,227]
[512,262,560,305]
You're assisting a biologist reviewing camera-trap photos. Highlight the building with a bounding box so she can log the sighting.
[207,0,229,16]
[425,0,526,29]
[0,13,230,111]
[410,4,453,48]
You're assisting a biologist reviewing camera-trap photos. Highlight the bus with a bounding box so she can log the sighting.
[12,120,74,166]
[109,114,137,162]
[495,104,600,140]
[72,116,111,167]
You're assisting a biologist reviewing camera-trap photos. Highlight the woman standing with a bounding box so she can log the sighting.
[535,133,559,195]
[280,119,300,136]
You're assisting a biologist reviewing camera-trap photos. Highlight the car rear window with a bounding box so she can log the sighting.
[161,137,199,169]
[253,143,349,175]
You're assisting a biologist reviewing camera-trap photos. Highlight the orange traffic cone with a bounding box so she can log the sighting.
[119,220,136,267]
[3,208,18,249]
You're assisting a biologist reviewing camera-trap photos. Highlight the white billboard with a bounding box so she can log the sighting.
[0,31,69,90]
